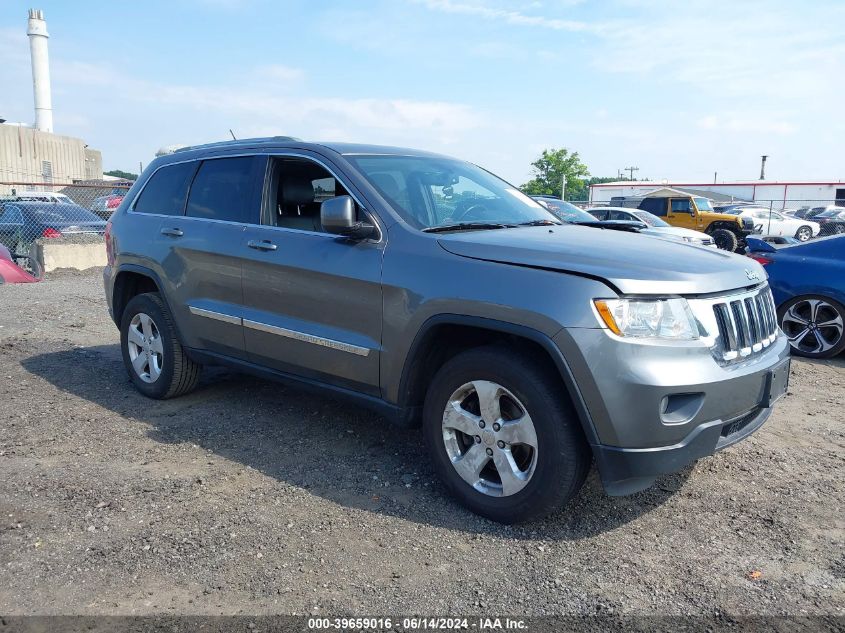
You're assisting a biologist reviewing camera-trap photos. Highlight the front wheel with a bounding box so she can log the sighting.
[794,226,813,241]
[423,346,589,523]
[120,292,201,399]
[710,228,739,252]
[778,295,845,359]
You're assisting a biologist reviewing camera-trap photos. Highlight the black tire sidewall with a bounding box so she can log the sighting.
[423,346,588,523]
[711,228,739,252]
[120,293,178,398]
[777,295,845,359]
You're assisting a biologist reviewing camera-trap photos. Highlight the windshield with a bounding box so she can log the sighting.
[694,197,714,211]
[535,199,595,223]
[632,211,669,227]
[818,210,840,218]
[347,155,558,230]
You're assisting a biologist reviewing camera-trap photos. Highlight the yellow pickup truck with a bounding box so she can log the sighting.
[611,190,754,252]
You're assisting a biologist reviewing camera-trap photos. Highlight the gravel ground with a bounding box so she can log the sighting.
[0,269,843,617]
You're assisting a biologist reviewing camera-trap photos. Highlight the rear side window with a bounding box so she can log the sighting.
[134,162,197,216]
[186,157,257,223]
[639,198,667,216]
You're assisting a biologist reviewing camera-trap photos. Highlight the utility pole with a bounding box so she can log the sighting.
[561,174,566,200]
[617,169,624,180]
[759,155,768,180]
[625,166,639,181]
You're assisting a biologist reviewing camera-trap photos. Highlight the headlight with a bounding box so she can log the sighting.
[593,298,699,340]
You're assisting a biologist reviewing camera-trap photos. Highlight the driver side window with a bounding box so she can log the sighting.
[671,199,691,213]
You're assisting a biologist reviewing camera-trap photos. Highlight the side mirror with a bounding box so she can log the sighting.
[320,196,376,240]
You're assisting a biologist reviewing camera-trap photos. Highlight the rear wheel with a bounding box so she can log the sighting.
[710,228,739,252]
[778,295,845,359]
[423,346,589,523]
[120,292,201,398]
[794,226,813,241]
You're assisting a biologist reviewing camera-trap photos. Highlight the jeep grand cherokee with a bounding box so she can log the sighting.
[103,138,791,523]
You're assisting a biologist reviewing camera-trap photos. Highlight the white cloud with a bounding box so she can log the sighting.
[414,0,593,31]
[256,64,305,82]
[697,114,797,135]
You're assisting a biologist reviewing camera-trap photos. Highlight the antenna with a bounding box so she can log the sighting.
[229,129,237,140]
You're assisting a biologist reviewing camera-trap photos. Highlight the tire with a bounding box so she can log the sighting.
[777,295,845,359]
[422,345,590,523]
[794,226,813,242]
[120,292,201,399]
[710,228,739,252]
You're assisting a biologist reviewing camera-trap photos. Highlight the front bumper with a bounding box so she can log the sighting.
[555,317,790,495]
[593,405,772,495]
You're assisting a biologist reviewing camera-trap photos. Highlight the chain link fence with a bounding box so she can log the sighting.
[0,181,131,274]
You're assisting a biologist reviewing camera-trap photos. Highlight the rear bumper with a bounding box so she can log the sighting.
[592,405,771,495]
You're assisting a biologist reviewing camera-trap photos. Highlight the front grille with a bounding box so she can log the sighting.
[712,287,778,361]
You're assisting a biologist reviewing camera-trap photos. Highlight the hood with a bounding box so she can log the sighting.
[437,225,765,295]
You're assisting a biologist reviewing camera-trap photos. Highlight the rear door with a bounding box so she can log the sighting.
[240,153,384,396]
[161,155,264,360]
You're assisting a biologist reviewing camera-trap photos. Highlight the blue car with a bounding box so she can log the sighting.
[746,235,845,358]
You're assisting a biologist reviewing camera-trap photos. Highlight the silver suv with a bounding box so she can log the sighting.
[103,137,791,523]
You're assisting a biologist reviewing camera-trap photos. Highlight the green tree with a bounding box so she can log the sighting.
[521,148,590,200]
[104,169,138,181]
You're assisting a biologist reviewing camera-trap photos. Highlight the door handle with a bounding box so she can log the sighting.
[247,239,277,251]
[160,227,183,237]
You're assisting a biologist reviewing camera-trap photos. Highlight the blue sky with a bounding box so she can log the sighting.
[1,0,843,186]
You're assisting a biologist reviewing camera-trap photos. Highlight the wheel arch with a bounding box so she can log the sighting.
[396,315,600,445]
[111,264,166,327]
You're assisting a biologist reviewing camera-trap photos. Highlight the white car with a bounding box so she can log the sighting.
[13,190,74,205]
[727,207,820,241]
[588,207,718,248]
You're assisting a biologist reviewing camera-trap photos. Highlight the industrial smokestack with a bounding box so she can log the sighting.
[759,155,768,181]
[27,8,53,133]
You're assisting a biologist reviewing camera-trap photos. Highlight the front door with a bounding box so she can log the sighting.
[667,197,696,230]
[240,154,383,396]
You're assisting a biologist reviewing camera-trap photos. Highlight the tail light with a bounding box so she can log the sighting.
[749,255,772,265]
[104,220,114,266]
[106,196,121,209]
[42,227,62,238]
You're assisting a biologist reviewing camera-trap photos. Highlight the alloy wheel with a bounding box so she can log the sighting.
[795,227,812,241]
[126,312,164,383]
[441,380,538,497]
[781,299,844,356]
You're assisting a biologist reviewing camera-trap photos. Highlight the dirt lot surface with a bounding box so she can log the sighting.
[0,270,843,617]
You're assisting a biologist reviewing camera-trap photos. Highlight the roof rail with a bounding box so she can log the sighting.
[172,136,302,153]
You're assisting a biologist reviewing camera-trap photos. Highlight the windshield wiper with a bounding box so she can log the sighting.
[422,222,515,233]
[516,219,562,227]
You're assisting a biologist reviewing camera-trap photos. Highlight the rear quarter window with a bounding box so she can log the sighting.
[133,161,198,216]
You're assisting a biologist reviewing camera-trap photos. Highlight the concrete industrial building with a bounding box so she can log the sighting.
[0,9,102,192]
[589,180,845,209]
